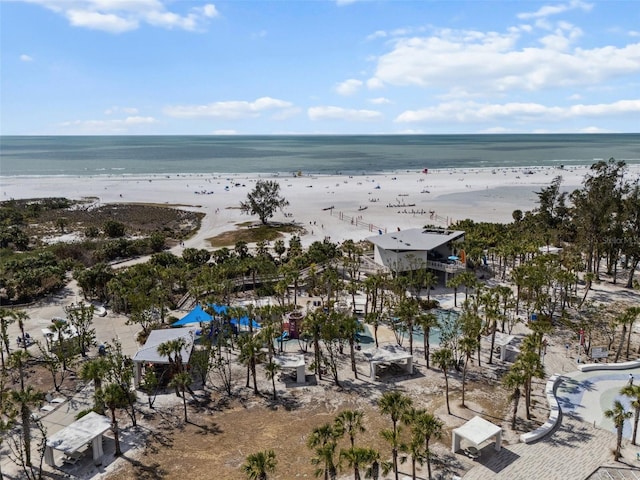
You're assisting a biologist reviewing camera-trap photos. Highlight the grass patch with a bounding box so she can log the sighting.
[208,223,304,247]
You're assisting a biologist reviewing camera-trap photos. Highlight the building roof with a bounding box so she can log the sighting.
[132,327,197,364]
[273,354,305,369]
[453,416,502,446]
[46,412,111,454]
[366,228,465,251]
[364,344,412,363]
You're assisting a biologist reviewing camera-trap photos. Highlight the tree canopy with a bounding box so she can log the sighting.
[240,180,289,225]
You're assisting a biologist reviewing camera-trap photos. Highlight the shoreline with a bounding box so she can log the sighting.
[4,164,640,249]
[0,163,625,180]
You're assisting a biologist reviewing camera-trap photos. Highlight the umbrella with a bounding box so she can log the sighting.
[448,255,459,261]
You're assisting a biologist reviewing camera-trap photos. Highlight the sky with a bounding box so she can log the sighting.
[1,0,639,135]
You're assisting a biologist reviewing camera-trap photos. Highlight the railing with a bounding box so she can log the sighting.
[425,260,466,273]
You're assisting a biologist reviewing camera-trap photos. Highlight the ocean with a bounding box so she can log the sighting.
[0,134,638,177]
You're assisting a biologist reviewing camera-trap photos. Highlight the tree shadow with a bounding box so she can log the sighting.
[189,420,223,436]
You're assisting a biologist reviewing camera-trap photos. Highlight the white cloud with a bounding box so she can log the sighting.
[395,99,640,124]
[164,97,294,119]
[335,79,363,96]
[369,97,392,105]
[369,26,640,93]
[517,0,593,20]
[308,106,383,121]
[60,115,157,133]
[67,9,138,33]
[366,30,387,41]
[20,54,33,62]
[24,0,219,33]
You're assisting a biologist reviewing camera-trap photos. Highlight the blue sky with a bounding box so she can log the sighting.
[1,0,639,135]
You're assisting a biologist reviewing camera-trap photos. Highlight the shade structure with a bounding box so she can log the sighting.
[132,327,197,386]
[365,344,413,379]
[273,354,306,384]
[451,416,502,453]
[173,304,213,326]
[45,412,111,466]
[230,316,261,330]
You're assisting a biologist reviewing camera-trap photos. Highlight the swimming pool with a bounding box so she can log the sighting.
[391,309,459,348]
[556,368,640,440]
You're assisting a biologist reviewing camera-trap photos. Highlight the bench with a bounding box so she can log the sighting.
[520,374,563,443]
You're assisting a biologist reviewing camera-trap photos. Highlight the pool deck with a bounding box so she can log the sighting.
[463,356,640,479]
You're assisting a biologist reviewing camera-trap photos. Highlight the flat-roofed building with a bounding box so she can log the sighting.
[366,228,466,280]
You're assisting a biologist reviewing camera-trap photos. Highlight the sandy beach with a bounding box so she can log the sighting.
[4,164,630,250]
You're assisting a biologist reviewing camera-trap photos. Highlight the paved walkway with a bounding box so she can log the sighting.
[462,406,616,480]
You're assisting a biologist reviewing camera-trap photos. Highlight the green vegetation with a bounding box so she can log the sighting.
[207,223,302,247]
[240,180,290,225]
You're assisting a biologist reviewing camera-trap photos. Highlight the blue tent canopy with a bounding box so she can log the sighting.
[173,304,260,330]
[173,304,213,326]
[230,316,261,329]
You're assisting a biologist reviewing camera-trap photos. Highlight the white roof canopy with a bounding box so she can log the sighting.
[365,344,412,363]
[132,327,196,364]
[273,354,305,369]
[367,228,465,251]
[46,412,111,454]
[491,332,515,348]
[453,416,502,447]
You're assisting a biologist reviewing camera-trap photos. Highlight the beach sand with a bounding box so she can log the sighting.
[3,164,624,250]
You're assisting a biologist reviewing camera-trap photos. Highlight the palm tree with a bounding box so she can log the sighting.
[396,297,419,356]
[308,423,339,480]
[0,310,15,369]
[264,361,280,401]
[503,367,525,429]
[339,447,377,480]
[415,411,443,480]
[157,337,187,396]
[334,409,365,448]
[102,383,127,456]
[80,357,110,414]
[401,407,425,480]
[10,385,43,466]
[604,400,632,461]
[431,348,453,415]
[238,333,263,395]
[621,384,640,445]
[415,311,438,368]
[378,391,412,480]
[170,372,192,422]
[459,334,478,409]
[242,449,277,480]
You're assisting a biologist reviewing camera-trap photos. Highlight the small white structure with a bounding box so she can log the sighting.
[132,327,197,387]
[490,332,516,362]
[451,416,502,454]
[45,412,111,466]
[365,344,413,379]
[273,354,306,384]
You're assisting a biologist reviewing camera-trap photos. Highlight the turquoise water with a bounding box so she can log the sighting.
[391,309,458,347]
[1,134,638,176]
